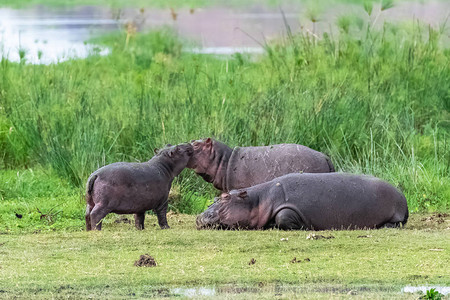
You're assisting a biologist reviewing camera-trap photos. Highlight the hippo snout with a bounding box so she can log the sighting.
[196,201,221,229]
[196,214,207,229]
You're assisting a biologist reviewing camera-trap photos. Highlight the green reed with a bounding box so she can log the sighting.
[0,19,448,215]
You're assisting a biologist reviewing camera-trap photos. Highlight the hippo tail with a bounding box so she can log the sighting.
[85,174,97,207]
[325,156,336,173]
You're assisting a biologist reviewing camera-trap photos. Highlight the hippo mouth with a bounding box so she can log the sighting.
[196,214,223,229]
[196,200,223,229]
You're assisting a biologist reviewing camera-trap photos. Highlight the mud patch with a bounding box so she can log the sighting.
[290,257,310,263]
[421,213,448,224]
[406,213,449,230]
[114,216,131,224]
[134,254,157,267]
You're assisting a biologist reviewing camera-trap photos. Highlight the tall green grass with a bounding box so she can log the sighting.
[0,19,449,215]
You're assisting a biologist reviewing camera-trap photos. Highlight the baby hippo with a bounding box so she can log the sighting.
[85,143,193,231]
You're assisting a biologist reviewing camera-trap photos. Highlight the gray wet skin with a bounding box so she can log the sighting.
[85,143,193,231]
[197,173,409,230]
[187,138,335,192]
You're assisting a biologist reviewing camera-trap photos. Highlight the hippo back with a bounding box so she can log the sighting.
[225,144,333,191]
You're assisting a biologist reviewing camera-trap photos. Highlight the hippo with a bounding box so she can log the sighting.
[196,173,409,230]
[187,138,335,192]
[85,143,193,231]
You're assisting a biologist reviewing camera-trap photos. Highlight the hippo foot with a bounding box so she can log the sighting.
[160,225,170,229]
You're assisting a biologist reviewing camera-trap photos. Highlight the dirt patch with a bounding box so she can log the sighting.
[421,213,448,224]
[306,233,335,240]
[357,235,372,238]
[114,216,131,224]
[134,254,157,267]
[291,257,310,263]
[408,213,450,230]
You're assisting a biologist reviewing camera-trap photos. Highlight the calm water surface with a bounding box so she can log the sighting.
[0,2,448,64]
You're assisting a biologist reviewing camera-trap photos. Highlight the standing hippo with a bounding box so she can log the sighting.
[187,138,335,192]
[197,173,408,230]
[85,143,193,231]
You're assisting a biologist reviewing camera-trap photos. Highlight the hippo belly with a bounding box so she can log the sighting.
[268,173,409,230]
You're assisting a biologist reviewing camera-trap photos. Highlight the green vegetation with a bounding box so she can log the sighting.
[0,213,449,298]
[1,17,449,220]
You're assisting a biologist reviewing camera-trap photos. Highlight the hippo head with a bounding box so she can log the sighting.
[156,143,194,175]
[196,197,221,229]
[218,190,257,229]
[187,138,213,174]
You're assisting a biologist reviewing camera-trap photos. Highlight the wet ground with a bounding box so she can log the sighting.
[0,1,449,63]
[142,283,450,298]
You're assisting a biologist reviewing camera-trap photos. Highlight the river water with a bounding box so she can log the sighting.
[0,1,449,64]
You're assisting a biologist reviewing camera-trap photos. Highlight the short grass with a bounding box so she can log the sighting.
[0,213,448,298]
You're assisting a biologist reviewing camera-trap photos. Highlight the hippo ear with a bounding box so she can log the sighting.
[192,140,201,149]
[204,138,212,148]
[221,193,231,201]
[154,148,159,155]
[238,190,248,199]
[166,143,173,147]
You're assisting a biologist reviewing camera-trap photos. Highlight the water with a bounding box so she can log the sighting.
[0,2,449,64]
[402,285,450,295]
[0,7,114,64]
[167,285,450,297]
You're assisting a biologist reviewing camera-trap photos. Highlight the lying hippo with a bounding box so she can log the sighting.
[197,173,409,230]
[187,138,335,192]
[85,143,193,231]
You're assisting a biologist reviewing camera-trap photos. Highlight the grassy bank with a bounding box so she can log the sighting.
[0,213,448,298]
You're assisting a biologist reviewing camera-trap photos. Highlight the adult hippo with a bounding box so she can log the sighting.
[187,138,335,192]
[85,143,193,231]
[197,173,408,230]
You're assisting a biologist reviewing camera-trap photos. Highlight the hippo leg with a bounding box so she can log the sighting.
[85,204,94,231]
[89,205,110,231]
[155,204,170,229]
[275,208,306,230]
[134,212,145,230]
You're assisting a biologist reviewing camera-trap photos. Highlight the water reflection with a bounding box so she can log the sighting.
[402,286,450,295]
[0,8,113,64]
[168,284,450,297]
